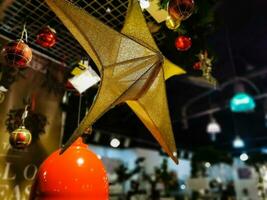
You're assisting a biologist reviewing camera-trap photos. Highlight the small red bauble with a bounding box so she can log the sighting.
[175,36,192,51]
[193,61,201,70]
[36,26,57,48]
[9,126,32,149]
[30,138,109,200]
[2,40,32,68]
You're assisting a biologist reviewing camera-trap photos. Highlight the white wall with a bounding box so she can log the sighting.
[89,144,191,181]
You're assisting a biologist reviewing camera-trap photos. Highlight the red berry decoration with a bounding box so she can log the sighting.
[175,36,192,51]
[193,61,201,70]
[2,40,32,68]
[36,26,57,48]
[9,126,32,149]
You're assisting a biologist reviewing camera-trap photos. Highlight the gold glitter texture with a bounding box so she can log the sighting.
[45,0,186,163]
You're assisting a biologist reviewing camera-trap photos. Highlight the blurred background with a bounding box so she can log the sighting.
[1,0,267,199]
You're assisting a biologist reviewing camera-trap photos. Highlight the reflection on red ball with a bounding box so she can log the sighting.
[36,26,57,48]
[193,61,201,70]
[2,40,32,68]
[30,138,109,200]
[175,36,192,51]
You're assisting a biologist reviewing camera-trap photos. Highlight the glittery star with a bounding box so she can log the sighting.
[46,0,185,163]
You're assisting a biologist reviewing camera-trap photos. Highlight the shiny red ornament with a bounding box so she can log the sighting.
[193,61,202,70]
[168,0,195,21]
[9,126,32,149]
[30,137,109,200]
[65,80,75,91]
[175,36,192,51]
[36,26,57,48]
[2,40,32,68]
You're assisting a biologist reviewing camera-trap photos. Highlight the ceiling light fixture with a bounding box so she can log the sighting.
[205,162,211,168]
[110,138,120,148]
[230,92,255,112]
[206,116,221,141]
[240,153,248,161]
[233,136,245,148]
[139,0,150,10]
[106,7,111,13]
[180,184,186,190]
[230,83,255,113]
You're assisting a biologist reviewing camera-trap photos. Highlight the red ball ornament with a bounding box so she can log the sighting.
[2,40,32,68]
[9,126,32,149]
[193,61,202,70]
[36,26,57,48]
[65,80,75,91]
[168,0,195,21]
[30,138,109,200]
[175,36,192,51]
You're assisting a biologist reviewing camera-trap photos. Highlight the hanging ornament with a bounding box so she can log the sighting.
[30,137,109,199]
[9,125,32,149]
[193,61,201,70]
[2,40,32,68]
[206,116,221,141]
[36,25,57,48]
[165,16,181,30]
[175,35,192,51]
[1,24,32,68]
[165,0,194,30]
[9,105,32,149]
[168,0,195,21]
[193,50,217,86]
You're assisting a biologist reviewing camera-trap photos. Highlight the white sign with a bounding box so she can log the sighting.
[69,66,100,94]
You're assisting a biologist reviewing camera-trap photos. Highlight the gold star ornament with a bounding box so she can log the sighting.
[45,0,185,163]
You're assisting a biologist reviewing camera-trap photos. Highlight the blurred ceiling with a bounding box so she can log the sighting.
[1,0,267,155]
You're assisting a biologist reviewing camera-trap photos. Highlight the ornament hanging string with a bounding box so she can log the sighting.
[20,23,28,42]
[31,93,36,111]
[77,94,82,127]
[21,104,29,126]
[77,57,85,126]
[225,24,237,79]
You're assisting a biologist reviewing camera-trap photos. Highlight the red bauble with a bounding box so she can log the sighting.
[36,26,57,48]
[9,126,32,149]
[30,138,109,200]
[2,40,32,68]
[65,80,75,91]
[175,36,192,51]
[168,0,195,21]
[193,61,201,70]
